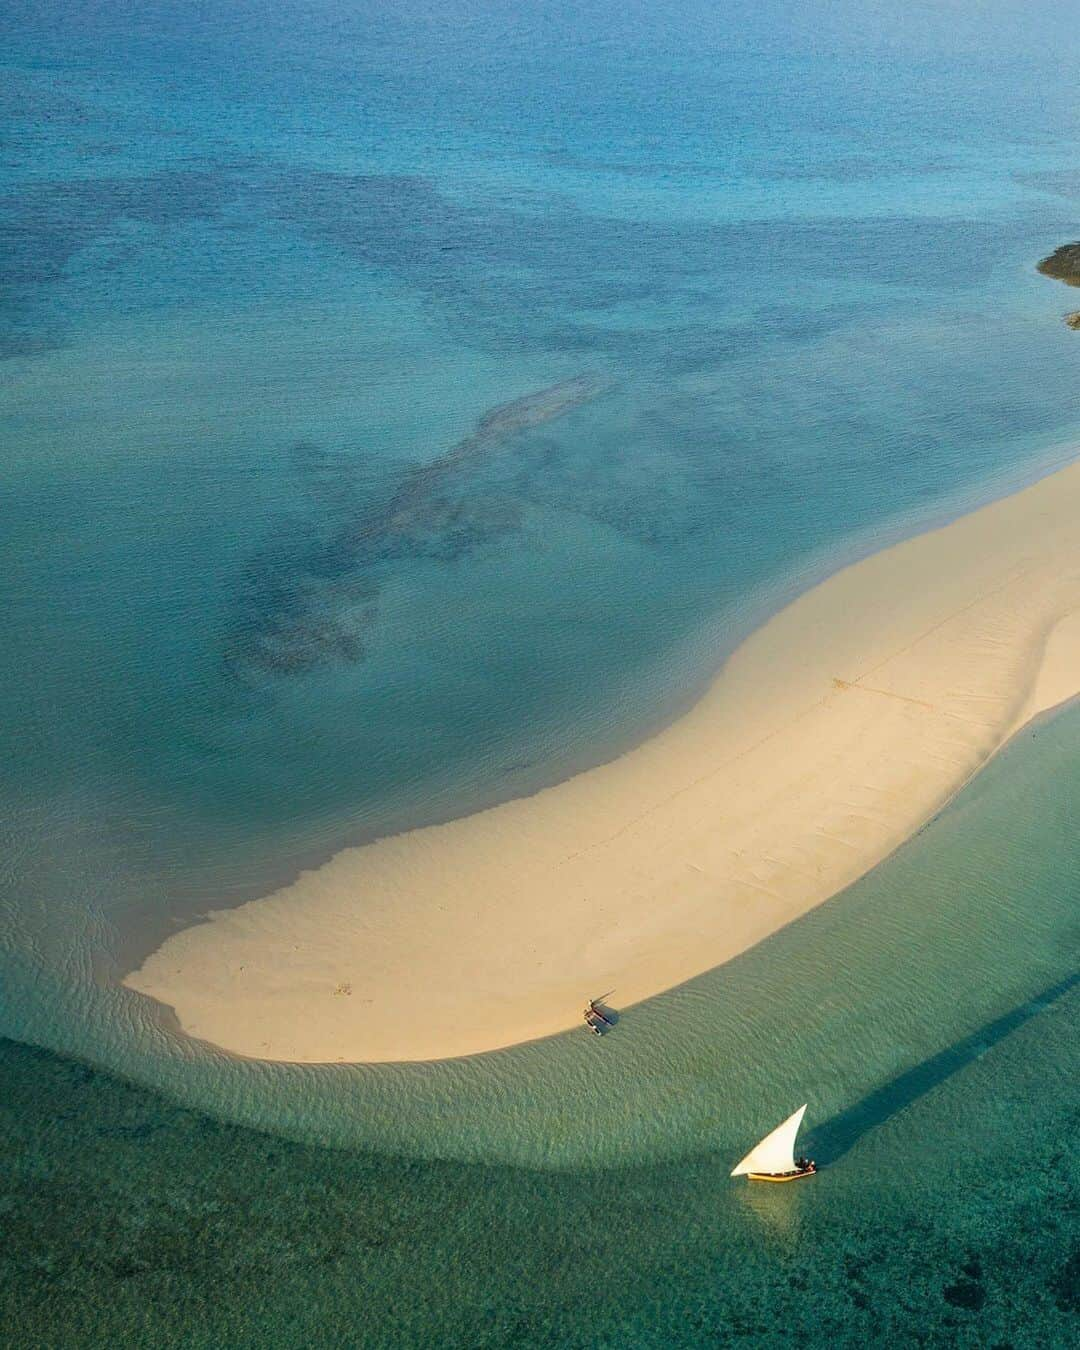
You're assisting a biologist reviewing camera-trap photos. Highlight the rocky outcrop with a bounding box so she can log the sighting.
[1037,241,1080,286]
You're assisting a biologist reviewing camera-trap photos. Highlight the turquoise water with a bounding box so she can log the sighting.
[2,0,1079,1339]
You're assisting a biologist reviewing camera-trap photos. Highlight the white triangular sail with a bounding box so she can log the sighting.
[730,1104,807,1176]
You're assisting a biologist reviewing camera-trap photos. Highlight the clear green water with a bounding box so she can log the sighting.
[2,704,1077,1345]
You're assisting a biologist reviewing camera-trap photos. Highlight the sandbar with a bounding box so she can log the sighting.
[125,457,1080,1062]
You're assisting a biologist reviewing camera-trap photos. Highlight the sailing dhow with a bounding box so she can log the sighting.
[730,1104,816,1183]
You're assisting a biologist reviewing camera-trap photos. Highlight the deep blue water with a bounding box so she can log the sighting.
[2,1,1079,1341]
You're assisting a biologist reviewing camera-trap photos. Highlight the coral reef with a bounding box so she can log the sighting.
[223,376,612,681]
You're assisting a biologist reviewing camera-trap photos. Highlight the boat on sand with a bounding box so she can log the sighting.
[583,998,614,1035]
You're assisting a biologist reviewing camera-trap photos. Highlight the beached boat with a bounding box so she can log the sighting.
[583,998,614,1034]
[730,1104,816,1182]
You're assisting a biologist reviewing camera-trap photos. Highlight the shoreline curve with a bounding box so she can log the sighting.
[125,456,1080,1063]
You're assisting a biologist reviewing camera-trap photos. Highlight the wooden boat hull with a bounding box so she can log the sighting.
[747,1169,815,1183]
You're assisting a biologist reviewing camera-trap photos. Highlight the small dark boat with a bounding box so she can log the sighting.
[583,998,614,1034]
[587,999,614,1026]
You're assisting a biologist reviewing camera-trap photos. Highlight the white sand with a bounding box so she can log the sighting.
[125,458,1080,1063]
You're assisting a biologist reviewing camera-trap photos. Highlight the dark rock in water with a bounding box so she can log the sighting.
[1037,242,1080,286]
[942,1278,987,1311]
[1035,245,1080,329]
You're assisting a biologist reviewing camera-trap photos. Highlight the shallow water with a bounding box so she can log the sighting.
[2,1,1079,1336]
[2,706,1078,1344]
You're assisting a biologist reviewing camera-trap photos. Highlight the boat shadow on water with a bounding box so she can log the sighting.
[808,969,1079,1166]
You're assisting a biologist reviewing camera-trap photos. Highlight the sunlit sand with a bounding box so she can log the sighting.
[125,458,1080,1063]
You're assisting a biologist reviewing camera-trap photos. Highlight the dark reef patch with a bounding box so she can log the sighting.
[261,168,1027,366]
[0,169,234,288]
[331,374,607,561]
[1050,1247,1080,1313]
[222,376,612,682]
[943,1277,988,1311]
[0,168,236,358]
